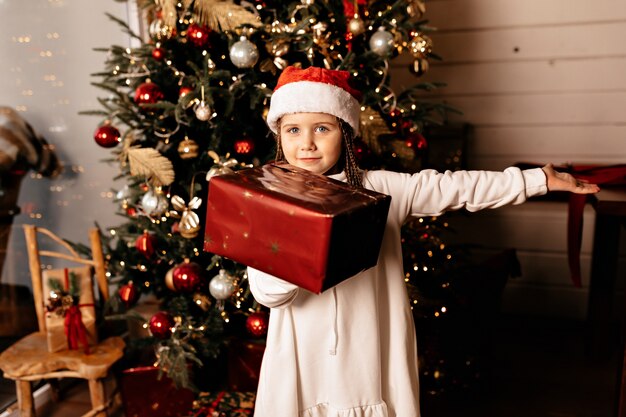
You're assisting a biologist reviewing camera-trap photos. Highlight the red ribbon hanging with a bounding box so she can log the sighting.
[566,164,626,287]
[62,268,91,354]
[64,305,90,354]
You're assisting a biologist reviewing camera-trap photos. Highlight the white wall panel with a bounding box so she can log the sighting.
[389,0,626,317]
[425,0,626,30]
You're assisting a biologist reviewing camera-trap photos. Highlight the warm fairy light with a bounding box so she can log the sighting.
[441,307,447,313]
[434,312,439,317]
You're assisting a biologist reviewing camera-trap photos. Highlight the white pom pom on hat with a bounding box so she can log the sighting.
[266,66,362,135]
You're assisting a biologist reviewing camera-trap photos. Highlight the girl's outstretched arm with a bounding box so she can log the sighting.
[542,164,600,194]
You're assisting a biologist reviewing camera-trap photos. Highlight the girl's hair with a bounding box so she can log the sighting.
[274,117,363,188]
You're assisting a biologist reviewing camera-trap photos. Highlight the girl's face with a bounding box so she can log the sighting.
[279,112,343,175]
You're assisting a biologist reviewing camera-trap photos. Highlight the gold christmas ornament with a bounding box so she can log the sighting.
[149,19,175,40]
[406,0,426,18]
[177,137,199,159]
[165,266,176,291]
[170,195,202,239]
[128,148,175,187]
[348,17,366,36]
[409,34,433,58]
[409,58,429,77]
[359,107,393,155]
[193,293,212,311]
[206,151,239,181]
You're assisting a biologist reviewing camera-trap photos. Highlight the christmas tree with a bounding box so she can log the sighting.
[85,0,453,397]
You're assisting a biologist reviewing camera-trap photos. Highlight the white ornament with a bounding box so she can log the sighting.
[229,36,259,69]
[141,190,168,216]
[209,269,236,300]
[369,27,395,56]
[116,185,131,201]
[194,101,212,121]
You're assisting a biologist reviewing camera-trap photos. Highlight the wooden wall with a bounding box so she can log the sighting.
[390,0,626,318]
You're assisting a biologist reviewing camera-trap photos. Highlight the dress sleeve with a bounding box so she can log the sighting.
[247,267,300,309]
[375,167,548,223]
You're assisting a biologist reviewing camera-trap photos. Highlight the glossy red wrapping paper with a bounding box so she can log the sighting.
[204,163,391,293]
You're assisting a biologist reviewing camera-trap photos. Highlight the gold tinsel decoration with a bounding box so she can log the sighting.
[128,148,175,186]
[159,0,261,30]
[359,107,393,155]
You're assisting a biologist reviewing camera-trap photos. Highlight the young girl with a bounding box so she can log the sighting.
[247,66,599,417]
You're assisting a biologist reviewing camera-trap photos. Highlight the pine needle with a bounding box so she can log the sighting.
[128,148,175,186]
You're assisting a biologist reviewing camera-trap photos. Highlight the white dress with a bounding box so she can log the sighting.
[248,167,547,417]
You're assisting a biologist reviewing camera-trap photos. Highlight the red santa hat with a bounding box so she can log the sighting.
[266,66,362,135]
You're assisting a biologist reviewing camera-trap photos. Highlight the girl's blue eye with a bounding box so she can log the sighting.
[286,127,299,134]
[316,126,329,132]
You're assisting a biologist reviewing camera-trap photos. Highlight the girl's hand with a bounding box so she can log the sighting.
[542,163,600,194]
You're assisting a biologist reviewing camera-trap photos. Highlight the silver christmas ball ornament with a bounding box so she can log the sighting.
[209,269,236,300]
[141,190,169,216]
[194,101,212,121]
[369,27,395,56]
[229,36,259,69]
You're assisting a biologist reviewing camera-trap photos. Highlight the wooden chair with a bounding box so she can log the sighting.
[0,225,125,417]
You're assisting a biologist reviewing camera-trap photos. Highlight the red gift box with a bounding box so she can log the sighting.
[119,366,195,417]
[204,163,391,293]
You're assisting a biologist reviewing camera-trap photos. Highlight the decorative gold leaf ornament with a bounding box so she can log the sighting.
[128,148,175,186]
[159,0,262,30]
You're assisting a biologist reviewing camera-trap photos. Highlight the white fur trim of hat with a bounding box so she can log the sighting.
[266,67,362,135]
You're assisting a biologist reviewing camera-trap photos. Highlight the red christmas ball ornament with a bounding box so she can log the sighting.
[172,260,203,293]
[135,231,156,258]
[233,137,255,156]
[126,207,137,217]
[186,23,212,48]
[246,311,269,337]
[405,133,428,151]
[152,47,165,60]
[93,125,121,148]
[149,311,175,339]
[179,86,194,98]
[134,82,164,105]
[118,281,139,308]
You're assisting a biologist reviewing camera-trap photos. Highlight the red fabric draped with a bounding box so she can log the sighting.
[566,165,626,287]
